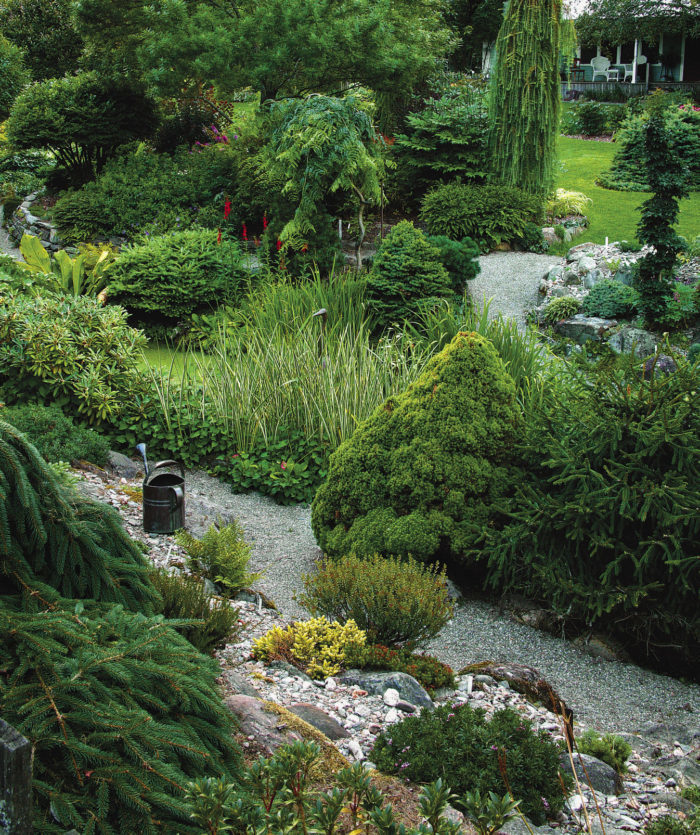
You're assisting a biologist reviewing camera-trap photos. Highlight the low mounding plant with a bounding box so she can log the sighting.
[0,402,110,465]
[561,100,626,137]
[311,332,521,563]
[546,189,591,218]
[577,730,632,773]
[372,703,567,824]
[175,521,261,595]
[365,221,454,333]
[0,293,148,423]
[420,182,542,252]
[252,617,366,679]
[298,553,453,649]
[582,279,640,318]
[344,643,455,694]
[151,567,241,655]
[542,295,581,324]
[107,229,249,321]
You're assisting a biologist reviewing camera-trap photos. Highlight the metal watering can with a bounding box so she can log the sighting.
[136,443,185,534]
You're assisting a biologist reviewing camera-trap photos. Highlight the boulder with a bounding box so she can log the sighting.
[577,256,597,274]
[546,264,564,281]
[555,315,616,344]
[642,354,677,379]
[225,695,303,755]
[108,450,142,479]
[559,752,622,795]
[338,670,433,710]
[563,270,580,286]
[222,669,260,699]
[607,327,656,358]
[550,286,573,299]
[649,752,700,788]
[286,704,350,740]
[583,270,602,289]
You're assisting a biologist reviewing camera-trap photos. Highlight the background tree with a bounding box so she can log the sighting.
[0,32,28,119]
[0,0,82,79]
[576,0,700,48]
[488,0,562,199]
[444,0,505,71]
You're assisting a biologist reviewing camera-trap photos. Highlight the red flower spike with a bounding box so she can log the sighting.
[217,228,222,244]
[224,198,231,220]
[276,239,282,251]
[242,223,248,241]
[263,212,268,230]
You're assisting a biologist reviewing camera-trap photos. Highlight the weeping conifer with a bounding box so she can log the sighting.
[488,0,562,199]
[0,419,242,832]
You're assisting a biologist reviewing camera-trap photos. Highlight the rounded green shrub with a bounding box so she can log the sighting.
[0,34,30,120]
[311,331,521,563]
[371,702,567,824]
[688,342,700,364]
[365,221,454,332]
[420,182,543,252]
[542,296,581,325]
[582,279,640,318]
[0,401,110,465]
[107,229,249,320]
[298,553,454,649]
[344,643,455,694]
[577,730,632,773]
[426,234,481,292]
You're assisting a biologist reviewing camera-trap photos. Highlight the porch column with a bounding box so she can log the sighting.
[680,34,686,81]
[632,38,638,83]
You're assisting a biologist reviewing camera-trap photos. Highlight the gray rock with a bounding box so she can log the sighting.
[559,753,622,795]
[563,270,580,286]
[542,228,558,245]
[639,722,700,749]
[223,669,260,699]
[225,694,302,755]
[547,265,564,281]
[338,670,433,710]
[555,314,616,344]
[269,660,314,684]
[607,328,657,358]
[499,817,557,835]
[660,792,696,814]
[203,578,217,596]
[108,450,143,479]
[551,285,573,298]
[649,752,700,788]
[642,354,677,379]
[578,256,597,273]
[583,270,603,289]
[613,269,635,286]
[395,700,418,713]
[287,704,350,740]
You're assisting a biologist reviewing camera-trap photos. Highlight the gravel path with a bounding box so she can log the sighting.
[470,252,561,328]
[184,472,700,736]
[0,224,21,260]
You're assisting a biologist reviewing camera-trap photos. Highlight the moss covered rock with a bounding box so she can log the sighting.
[311,331,521,562]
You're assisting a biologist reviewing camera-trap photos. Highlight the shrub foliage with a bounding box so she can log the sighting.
[311,332,521,563]
[582,279,640,318]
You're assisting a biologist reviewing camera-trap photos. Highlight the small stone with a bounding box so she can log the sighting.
[395,700,417,713]
[325,677,337,691]
[664,778,677,788]
[348,739,365,761]
[567,795,585,813]
[383,688,400,706]
[385,708,400,723]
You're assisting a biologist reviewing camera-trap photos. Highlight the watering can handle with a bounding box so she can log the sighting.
[169,485,184,512]
[151,460,185,477]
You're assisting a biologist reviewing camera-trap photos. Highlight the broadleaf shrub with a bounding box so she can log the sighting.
[298,553,454,649]
[151,567,241,655]
[107,229,249,320]
[0,401,110,465]
[365,221,454,333]
[0,293,148,423]
[582,279,640,318]
[372,703,567,824]
[311,332,521,563]
[0,33,29,120]
[420,182,542,252]
[561,101,626,136]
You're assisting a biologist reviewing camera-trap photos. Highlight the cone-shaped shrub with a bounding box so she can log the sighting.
[311,332,521,562]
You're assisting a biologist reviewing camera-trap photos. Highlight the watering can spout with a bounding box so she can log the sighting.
[136,443,149,478]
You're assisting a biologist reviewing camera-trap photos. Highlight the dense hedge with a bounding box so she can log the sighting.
[311,331,521,562]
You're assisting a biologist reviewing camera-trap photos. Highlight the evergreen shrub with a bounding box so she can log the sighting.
[476,358,700,675]
[542,296,581,324]
[372,703,566,824]
[344,643,455,694]
[298,553,453,649]
[175,521,261,595]
[0,401,110,465]
[420,182,542,252]
[311,332,521,563]
[365,221,454,332]
[0,33,29,120]
[151,567,241,655]
[582,280,640,318]
[561,101,626,136]
[107,229,249,320]
[426,234,481,292]
[514,222,548,253]
[577,730,632,773]
[0,293,148,423]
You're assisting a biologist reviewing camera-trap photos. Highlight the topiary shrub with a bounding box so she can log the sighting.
[542,296,581,324]
[0,293,148,424]
[0,401,110,465]
[365,221,455,332]
[107,229,249,321]
[371,703,567,824]
[582,279,640,318]
[426,234,481,292]
[151,567,241,655]
[420,182,542,252]
[298,553,453,649]
[311,331,521,563]
[576,730,632,773]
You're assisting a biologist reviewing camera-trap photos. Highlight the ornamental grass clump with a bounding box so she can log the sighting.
[252,617,366,679]
[298,553,453,649]
[311,331,521,564]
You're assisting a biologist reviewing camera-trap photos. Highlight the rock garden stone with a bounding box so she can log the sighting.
[563,270,580,286]
[559,752,622,795]
[108,450,142,479]
[225,694,303,755]
[607,328,657,358]
[577,256,597,274]
[287,704,350,740]
[555,315,616,344]
[223,669,260,699]
[337,670,433,710]
[583,270,602,289]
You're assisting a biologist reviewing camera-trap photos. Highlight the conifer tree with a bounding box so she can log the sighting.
[488,0,562,198]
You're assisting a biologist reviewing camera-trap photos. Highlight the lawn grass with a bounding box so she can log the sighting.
[550,135,700,255]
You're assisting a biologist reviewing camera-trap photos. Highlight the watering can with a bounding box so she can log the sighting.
[136,443,185,534]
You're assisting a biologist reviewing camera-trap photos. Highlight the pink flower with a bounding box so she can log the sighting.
[280,462,287,470]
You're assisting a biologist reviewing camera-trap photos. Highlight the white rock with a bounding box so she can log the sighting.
[383,688,400,706]
[348,740,365,761]
[567,795,585,813]
[385,708,400,723]
[325,677,337,691]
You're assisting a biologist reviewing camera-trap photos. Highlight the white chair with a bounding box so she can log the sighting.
[590,56,611,81]
[624,55,647,83]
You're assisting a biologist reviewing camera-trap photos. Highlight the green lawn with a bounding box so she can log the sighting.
[139,344,212,378]
[551,135,700,255]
